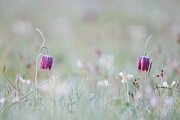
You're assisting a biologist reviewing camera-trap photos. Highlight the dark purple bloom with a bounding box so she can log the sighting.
[40,55,53,70]
[137,56,150,71]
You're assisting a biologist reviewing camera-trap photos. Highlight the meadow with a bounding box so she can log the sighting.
[0,0,180,120]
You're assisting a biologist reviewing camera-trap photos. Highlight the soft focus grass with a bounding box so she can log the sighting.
[0,0,180,120]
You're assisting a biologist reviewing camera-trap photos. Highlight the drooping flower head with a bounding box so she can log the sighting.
[39,55,53,70]
[137,56,150,72]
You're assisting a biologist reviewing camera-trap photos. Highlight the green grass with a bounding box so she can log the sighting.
[0,0,180,120]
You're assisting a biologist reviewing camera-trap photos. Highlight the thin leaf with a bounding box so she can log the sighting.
[153,86,180,93]
[145,35,153,51]
[3,65,5,74]
[89,87,107,102]
[148,60,153,77]
[3,73,32,102]
[2,72,70,112]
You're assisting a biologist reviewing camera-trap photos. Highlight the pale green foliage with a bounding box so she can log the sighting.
[0,0,180,120]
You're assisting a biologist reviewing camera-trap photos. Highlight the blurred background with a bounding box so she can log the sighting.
[1,1,180,119]
[0,0,180,86]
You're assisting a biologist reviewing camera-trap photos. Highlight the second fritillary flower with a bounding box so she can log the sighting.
[137,56,150,72]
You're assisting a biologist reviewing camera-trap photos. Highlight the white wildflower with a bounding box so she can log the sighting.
[121,79,127,83]
[119,72,133,83]
[127,74,133,80]
[171,81,179,86]
[17,74,32,85]
[163,82,169,88]
[119,72,124,77]
[26,80,31,85]
[0,98,6,104]
[97,80,109,87]
[18,75,25,83]
[76,60,84,68]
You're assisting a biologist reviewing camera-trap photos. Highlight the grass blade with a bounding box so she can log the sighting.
[148,60,153,77]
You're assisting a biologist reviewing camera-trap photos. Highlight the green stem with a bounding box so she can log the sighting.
[125,77,129,102]
[145,71,148,98]
[89,87,107,102]
[129,80,152,109]
[50,83,55,119]
[126,82,129,102]
[33,29,46,107]
[1,72,69,113]
[144,35,153,52]
[160,77,163,96]
[147,48,158,57]
[145,71,147,88]
[171,99,180,120]
[152,87,180,93]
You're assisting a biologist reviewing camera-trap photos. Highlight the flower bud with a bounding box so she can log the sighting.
[137,56,150,71]
[39,55,53,70]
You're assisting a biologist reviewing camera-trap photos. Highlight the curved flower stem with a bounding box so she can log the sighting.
[41,46,48,55]
[147,48,158,57]
[33,29,46,107]
[144,35,152,52]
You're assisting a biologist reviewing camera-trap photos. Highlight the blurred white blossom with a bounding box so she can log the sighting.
[0,98,6,104]
[119,72,124,77]
[76,60,85,69]
[121,79,127,84]
[171,81,179,86]
[97,80,110,87]
[119,72,134,83]
[163,82,169,88]
[17,74,32,85]
[127,74,133,80]
[26,80,31,85]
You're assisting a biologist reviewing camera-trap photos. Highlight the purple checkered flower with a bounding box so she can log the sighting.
[137,56,150,72]
[39,55,53,70]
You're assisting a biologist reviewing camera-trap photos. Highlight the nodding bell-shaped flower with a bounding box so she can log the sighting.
[39,55,53,70]
[137,56,150,72]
